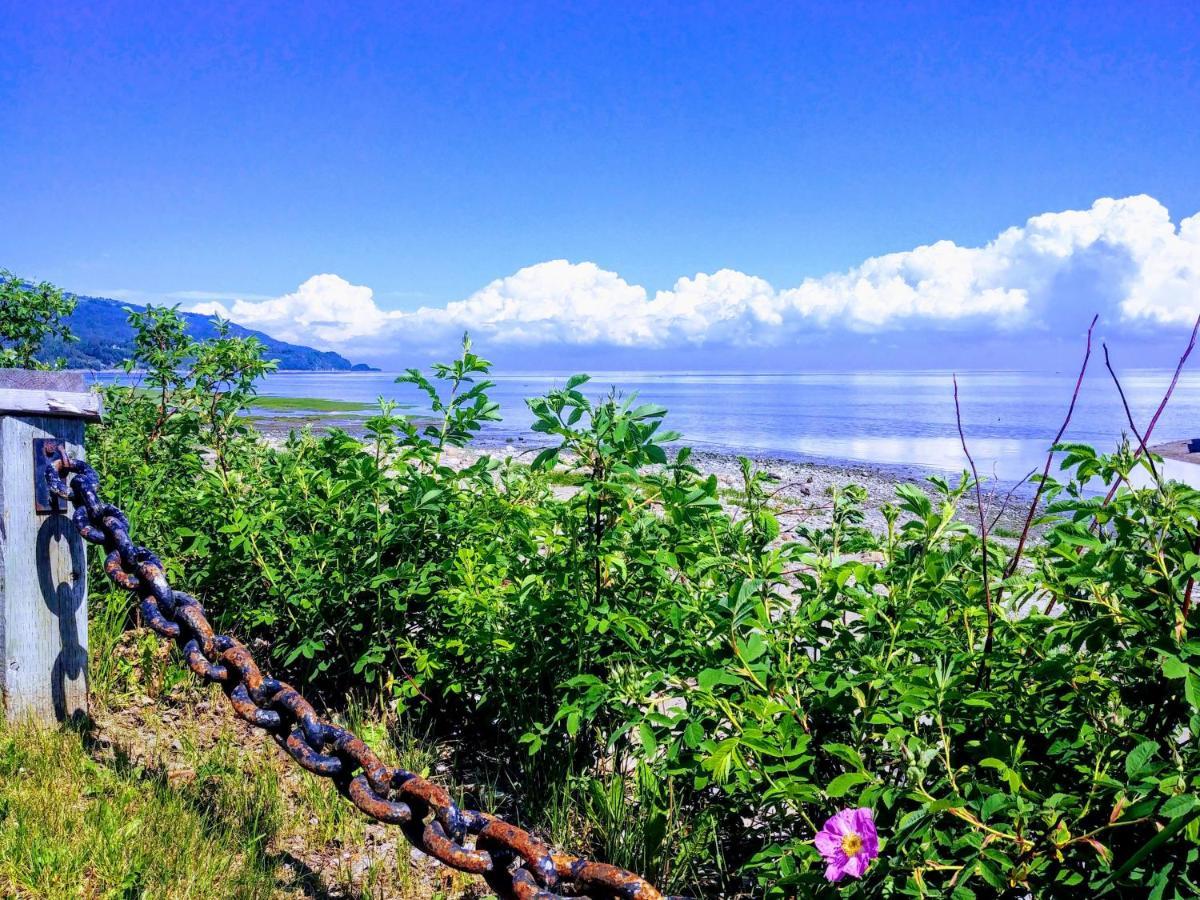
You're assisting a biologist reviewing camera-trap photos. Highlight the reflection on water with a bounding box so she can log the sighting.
[1136,459,1200,490]
[780,436,1031,475]
[91,368,1200,488]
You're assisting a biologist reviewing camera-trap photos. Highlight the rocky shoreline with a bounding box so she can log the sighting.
[252,411,1036,539]
[467,444,1032,540]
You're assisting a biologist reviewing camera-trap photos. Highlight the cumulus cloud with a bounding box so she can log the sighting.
[190,273,389,345]
[184,195,1200,354]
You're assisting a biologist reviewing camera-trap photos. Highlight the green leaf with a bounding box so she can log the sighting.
[738,633,768,663]
[1187,672,1200,710]
[1162,655,1190,680]
[1161,794,1199,819]
[824,743,864,771]
[976,859,1006,890]
[1126,740,1159,779]
[637,723,658,757]
[518,732,543,756]
[630,403,667,420]
[703,737,741,782]
[531,447,559,470]
[698,667,743,691]
[825,772,869,797]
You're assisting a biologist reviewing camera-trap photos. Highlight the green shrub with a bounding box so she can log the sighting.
[0,269,75,368]
[88,309,1200,897]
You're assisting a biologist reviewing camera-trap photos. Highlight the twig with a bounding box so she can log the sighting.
[766,480,812,501]
[954,375,994,663]
[1004,315,1098,579]
[774,503,835,516]
[1102,343,1160,486]
[979,463,1001,523]
[1102,313,1200,506]
[400,665,433,705]
[987,468,1036,533]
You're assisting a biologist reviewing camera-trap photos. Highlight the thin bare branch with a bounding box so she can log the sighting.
[987,468,1037,534]
[1103,342,1160,487]
[1101,313,1200,506]
[954,374,994,661]
[1004,314,1098,578]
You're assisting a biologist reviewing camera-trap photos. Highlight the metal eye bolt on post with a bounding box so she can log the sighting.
[0,370,103,725]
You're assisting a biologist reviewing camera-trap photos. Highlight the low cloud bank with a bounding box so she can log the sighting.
[189,195,1200,361]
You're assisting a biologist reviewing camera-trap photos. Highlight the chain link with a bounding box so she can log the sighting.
[46,453,685,900]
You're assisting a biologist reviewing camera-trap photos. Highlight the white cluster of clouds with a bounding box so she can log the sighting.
[188,196,1200,355]
[189,273,390,345]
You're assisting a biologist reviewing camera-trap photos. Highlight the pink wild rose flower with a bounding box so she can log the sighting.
[815,807,879,882]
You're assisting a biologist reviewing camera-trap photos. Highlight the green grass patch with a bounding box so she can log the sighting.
[125,386,387,414]
[542,467,589,487]
[248,396,380,413]
[0,722,284,898]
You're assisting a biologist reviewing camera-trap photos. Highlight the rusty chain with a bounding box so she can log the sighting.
[44,450,684,900]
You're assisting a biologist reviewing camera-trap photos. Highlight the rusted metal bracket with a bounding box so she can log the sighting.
[33,437,64,514]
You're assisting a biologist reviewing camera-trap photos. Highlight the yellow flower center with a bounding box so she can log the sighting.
[841,833,863,857]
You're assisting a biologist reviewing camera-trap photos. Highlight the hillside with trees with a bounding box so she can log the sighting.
[38,290,375,371]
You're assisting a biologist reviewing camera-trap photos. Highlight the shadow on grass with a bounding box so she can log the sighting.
[74,719,362,900]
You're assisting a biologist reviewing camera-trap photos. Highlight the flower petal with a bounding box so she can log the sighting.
[825,808,856,835]
[853,808,876,836]
[825,860,847,882]
[844,850,871,879]
[852,808,879,854]
[815,829,842,859]
[861,830,880,858]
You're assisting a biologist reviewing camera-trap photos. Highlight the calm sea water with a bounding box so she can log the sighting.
[92,369,1200,487]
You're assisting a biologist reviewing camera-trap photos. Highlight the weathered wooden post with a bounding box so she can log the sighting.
[0,370,103,725]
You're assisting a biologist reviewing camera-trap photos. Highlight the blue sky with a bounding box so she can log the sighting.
[2,2,1199,369]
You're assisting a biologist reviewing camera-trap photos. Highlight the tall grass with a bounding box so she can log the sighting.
[0,721,281,898]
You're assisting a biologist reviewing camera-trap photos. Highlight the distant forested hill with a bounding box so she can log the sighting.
[38,293,377,371]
